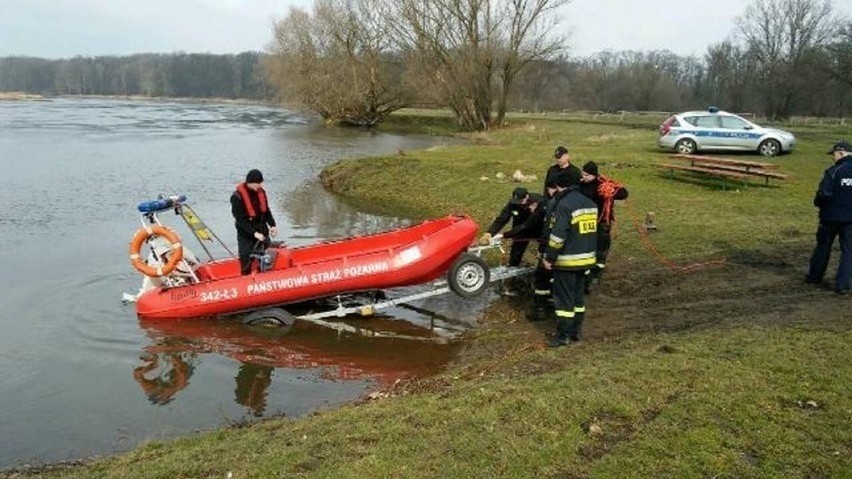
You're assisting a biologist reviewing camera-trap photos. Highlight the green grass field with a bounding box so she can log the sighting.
[331,111,848,263]
[19,112,851,479]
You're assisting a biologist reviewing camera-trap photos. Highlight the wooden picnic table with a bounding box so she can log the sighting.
[655,154,789,187]
[670,154,780,170]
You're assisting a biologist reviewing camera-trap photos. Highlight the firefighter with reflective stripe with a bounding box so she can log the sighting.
[498,192,546,295]
[580,161,629,293]
[542,168,598,347]
[231,169,278,275]
[528,181,560,321]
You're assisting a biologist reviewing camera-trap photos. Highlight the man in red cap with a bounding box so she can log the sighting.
[231,169,278,275]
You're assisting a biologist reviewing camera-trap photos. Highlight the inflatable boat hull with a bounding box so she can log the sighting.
[136,215,478,319]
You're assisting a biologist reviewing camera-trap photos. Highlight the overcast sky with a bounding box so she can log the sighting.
[1,0,850,59]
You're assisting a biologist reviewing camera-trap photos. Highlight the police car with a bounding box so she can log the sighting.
[658,107,796,157]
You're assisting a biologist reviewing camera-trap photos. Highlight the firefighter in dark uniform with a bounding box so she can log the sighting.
[542,168,598,347]
[806,141,852,295]
[543,145,582,199]
[479,187,542,267]
[499,192,546,251]
[231,169,278,275]
[579,161,629,292]
[529,180,560,321]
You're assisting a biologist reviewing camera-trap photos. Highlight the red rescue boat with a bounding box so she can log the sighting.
[124,196,490,321]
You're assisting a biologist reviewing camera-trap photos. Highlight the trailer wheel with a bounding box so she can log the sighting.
[448,253,490,298]
[241,307,296,331]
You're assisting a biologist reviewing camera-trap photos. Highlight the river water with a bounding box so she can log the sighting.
[0,98,487,468]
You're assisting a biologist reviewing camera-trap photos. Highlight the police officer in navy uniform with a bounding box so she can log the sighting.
[806,141,852,295]
[542,168,598,347]
[479,187,544,267]
[231,169,278,275]
[544,145,582,199]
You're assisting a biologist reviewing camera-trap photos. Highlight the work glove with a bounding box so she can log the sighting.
[491,233,504,245]
[478,233,492,246]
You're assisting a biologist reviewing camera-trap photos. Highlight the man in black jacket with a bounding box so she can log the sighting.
[806,141,852,294]
[542,168,598,347]
[579,161,629,292]
[543,145,582,199]
[479,187,544,266]
[231,169,278,275]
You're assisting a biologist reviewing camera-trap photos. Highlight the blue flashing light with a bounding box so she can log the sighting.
[708,106,720,113]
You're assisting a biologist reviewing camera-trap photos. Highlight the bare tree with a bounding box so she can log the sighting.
[265,0,408,126]
[736,0,842,119]
[705,41,758,112]
[495,0,569,124]
[390,0,569,130]
[825,24,852,87]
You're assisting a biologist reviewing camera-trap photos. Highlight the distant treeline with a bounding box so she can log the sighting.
[1,20,850,125]
[0,52,272,99]
[508,45,851,118]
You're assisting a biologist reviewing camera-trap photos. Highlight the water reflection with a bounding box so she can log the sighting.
[234,363,274,417]
[133,350,197,405]
[134,318,459,415]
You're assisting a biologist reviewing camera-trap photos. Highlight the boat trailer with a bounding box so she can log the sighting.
[278,256,533,343]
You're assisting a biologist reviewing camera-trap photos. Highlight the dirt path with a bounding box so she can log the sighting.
[431,241,849,381]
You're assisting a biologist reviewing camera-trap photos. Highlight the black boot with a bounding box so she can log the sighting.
[527,296,550,322]
[502,277,519,296]
[568,312,584,342]
[548,317,571,348]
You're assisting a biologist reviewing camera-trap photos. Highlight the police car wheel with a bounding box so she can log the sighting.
[758,139,781,157]
[448,253,490,298]
[675,138,696,155]
[242,307,296,330]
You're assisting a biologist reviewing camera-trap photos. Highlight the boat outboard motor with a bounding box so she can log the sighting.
[250,242,278,273]
[259,249,277,272]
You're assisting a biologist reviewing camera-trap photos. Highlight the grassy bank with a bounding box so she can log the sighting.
[0,91,45,101]
[331,110,849,263]
[25,326,852,479]
[16,112,852,478]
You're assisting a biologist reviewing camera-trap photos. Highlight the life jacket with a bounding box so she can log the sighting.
[236,183,268,220]
[596,175,624,223]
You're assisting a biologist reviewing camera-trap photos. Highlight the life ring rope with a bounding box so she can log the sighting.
[129,225,184,277]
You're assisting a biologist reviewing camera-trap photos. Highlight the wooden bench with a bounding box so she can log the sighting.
[655,154,789,187]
